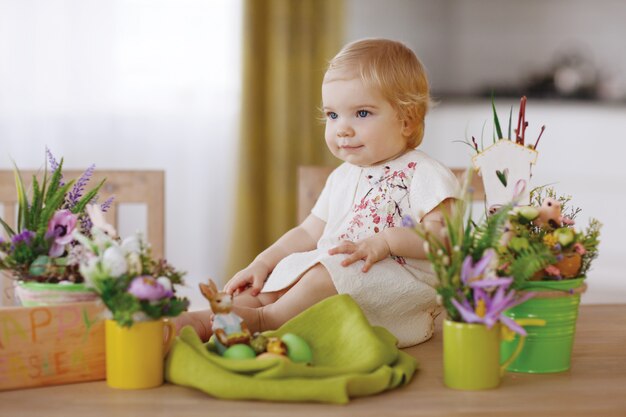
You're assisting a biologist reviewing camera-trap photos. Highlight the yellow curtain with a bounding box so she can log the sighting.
[227,0,344,276]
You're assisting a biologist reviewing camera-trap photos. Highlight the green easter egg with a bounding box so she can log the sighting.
[222,344,256,360]
[554,228,575,247]
[517,206,539,221]
[281,333,313,364]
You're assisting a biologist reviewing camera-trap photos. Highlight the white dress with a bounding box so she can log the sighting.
[261,149,459,347]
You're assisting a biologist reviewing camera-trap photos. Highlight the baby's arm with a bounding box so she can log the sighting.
[224,214,326,295]
[329,198,452,272]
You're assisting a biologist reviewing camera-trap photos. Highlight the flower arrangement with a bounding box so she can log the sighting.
[73,206,189,327]
[498,187,602,284]
[0,149,111,283]
[406,178,534,336]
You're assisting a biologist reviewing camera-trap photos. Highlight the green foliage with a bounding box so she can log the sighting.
[580,218,602,276]
[506,244,555,287]
[71,179,105,215]
[414,169,512,320]
[492,93,503,140]
[470,205,511,261]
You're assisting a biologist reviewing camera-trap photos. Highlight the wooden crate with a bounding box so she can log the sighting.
[0,301,105,391]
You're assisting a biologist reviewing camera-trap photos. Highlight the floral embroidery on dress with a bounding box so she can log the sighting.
[339,161,418,265]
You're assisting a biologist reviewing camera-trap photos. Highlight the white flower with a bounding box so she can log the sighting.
[121,235,141,255]
[156,276,172,292]
[79,257,100,287]
[126,252,142,276]
[102,246,128,278]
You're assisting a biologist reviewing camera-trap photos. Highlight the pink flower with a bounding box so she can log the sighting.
[573,242,587,255]
[545,265,562,277]
[46,210,78,257]
[128,276,172,301]
[408,162,416,169]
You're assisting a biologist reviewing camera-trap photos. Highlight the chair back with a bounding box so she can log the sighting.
[297,166,485,223]
[0,170,164,306]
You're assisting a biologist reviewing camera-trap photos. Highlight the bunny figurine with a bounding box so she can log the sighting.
[199,279,251,354]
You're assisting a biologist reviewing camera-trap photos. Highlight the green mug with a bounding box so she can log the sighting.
[443,318,545,390]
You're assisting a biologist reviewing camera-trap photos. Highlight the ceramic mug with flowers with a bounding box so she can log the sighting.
[407,183,544,390]
[0,150,112,305]
[73,205,188,389]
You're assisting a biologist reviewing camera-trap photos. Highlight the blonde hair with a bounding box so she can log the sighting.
[327,38,431,148]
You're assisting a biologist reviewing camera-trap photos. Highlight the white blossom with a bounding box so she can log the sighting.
[156,276,172,292]
[121,235,141,255]
[102,246,128,278]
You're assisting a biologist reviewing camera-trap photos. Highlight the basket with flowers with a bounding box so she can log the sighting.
[499,187,601,284]
[0,149,111,304]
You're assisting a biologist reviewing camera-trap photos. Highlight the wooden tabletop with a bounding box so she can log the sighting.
[2,304,625,417]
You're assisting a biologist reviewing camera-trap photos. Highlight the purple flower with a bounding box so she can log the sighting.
[101,196,114,213]
[46,210,78,257]
[66,164,95,208]
[128,276,172,301]
[46,147,64,186]
[12,230,35,246]
[401,215,416,228]
[451,286,535,335]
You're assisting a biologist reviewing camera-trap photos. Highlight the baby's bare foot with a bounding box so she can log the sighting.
[232,305,263,334]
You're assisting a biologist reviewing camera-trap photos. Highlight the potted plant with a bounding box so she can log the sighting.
[406,180,544,390]
[497,187,602,373]
[72,205,189,389]
[0,149,110,305]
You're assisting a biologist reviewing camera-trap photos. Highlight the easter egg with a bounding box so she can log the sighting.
[554,228,575,247]
[256,352,290,362]
[517,206,539,222]
[266,337,287,355]
[222,344,256,360]
[281,333,313,364]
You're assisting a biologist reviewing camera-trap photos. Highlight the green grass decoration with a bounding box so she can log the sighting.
[491,93,503,140]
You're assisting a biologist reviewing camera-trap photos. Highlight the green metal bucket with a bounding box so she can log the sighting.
[500,277,585,373]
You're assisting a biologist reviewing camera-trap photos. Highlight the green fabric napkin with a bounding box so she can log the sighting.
[165,294,418,404]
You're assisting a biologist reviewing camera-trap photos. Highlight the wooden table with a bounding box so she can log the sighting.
[2,304,625,417]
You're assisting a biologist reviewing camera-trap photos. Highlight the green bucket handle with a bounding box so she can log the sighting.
[499,318,546,375]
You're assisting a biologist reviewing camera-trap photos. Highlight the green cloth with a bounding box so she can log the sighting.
[165,295,418,404]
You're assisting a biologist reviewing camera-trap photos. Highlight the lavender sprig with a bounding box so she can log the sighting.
[101,196,114,213]
[46,147,64,186]
[66,164,95,209]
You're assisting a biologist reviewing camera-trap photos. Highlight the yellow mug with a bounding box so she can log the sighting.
[105,319,176,389]
[443,318,545,390]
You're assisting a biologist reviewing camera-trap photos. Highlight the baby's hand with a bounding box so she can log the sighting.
[223,259,271,296]
[328,234,391,273]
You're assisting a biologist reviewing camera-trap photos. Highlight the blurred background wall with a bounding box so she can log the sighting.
[0,0,243,308]
[1,0,624,308]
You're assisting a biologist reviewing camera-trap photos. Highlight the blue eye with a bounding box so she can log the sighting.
[327,112,338,120]
[357,110,370,118]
